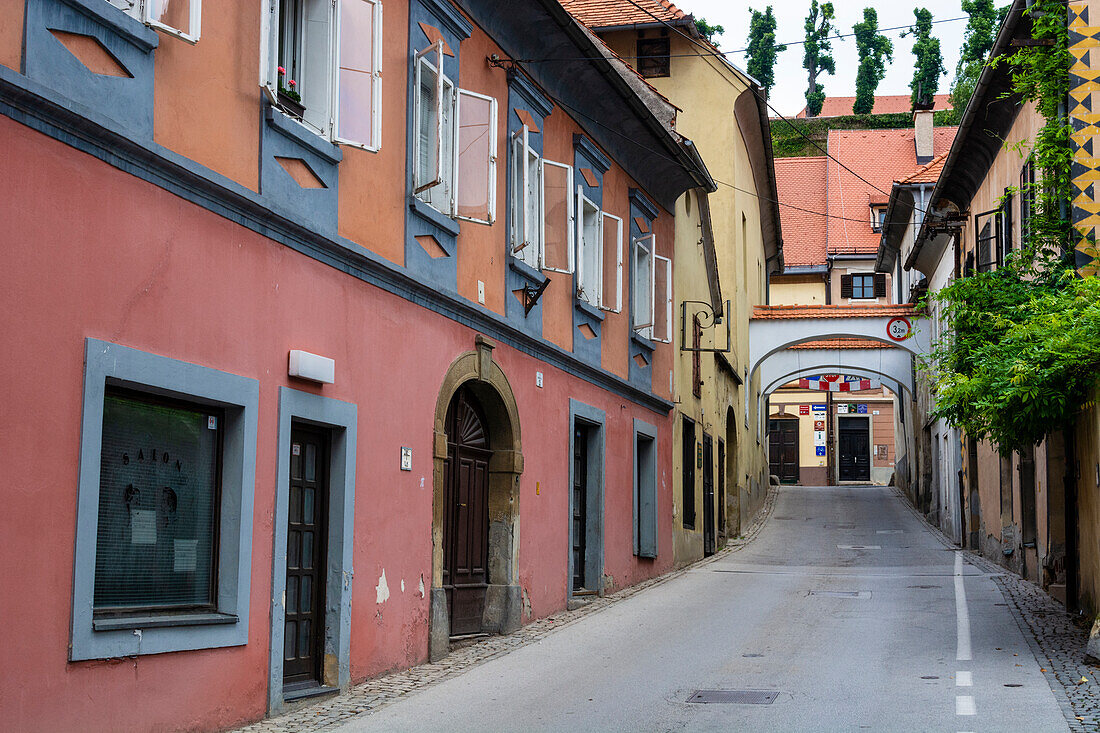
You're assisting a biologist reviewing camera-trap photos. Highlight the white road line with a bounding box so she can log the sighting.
[956,670,972,687]
[956,695,976,716]
[955,552,972,662]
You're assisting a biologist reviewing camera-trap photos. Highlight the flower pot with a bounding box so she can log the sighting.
[278,91,306,120]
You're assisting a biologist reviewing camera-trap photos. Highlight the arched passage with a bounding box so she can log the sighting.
[430,337,523,661]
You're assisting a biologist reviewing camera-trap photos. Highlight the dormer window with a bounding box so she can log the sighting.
[637,36,670,78]
[870,204,887,232]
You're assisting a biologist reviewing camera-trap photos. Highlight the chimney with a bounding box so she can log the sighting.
[914,108,934,164]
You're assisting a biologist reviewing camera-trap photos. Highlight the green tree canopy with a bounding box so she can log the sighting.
[852,8,893,114]
[908,8,946,108]
[802,1,836,117]
[946,0,1006,122]
[695,18,724,44]
[746,6,786,95]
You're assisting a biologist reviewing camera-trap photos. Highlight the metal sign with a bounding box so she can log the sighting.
[799,405,810,415]
[887,316,912,341]
[812,404,827,412]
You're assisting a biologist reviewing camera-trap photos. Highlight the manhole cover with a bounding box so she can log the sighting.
[687,690,779,705]
[808,590,870,599]
[837,545,881,550]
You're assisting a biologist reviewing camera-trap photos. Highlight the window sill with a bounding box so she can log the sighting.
[631,331,656,352]
[409,198,461,237]
[265,105,342,165]
[63,0,159,52]
[509,257,545,286]
[92,611,239,632]
[574,298,605,322]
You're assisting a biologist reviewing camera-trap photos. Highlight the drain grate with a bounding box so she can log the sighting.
[908,585,941,589]
[837,544,881,550]
[687,690,779,705]
[808,590,870,599]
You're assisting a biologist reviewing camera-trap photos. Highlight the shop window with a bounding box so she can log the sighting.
[636,36,670,78]
[108,0,202,43]
[71,339,258,661]
[263,0,383,150]
[94,390,222,614]
[414,41,498,221]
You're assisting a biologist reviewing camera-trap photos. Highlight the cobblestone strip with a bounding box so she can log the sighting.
[233,485,780,733]
[890,486,1098,732]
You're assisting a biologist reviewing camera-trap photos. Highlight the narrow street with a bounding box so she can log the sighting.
[334,486,1068,732]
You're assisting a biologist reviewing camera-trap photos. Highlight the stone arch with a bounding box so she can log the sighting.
[429,336,524,661]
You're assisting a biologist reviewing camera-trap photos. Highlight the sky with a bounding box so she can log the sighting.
[674,0,970,117]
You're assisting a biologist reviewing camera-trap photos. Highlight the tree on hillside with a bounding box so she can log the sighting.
[802,1,836,117]
[947,0,1008,121]
[907,8,946,108]
[695,18,724,44]
[852,8,894,114]
[746,6,786,96]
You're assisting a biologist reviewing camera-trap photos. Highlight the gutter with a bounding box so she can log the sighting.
[588,18,695,34]
[909,0,1026,266]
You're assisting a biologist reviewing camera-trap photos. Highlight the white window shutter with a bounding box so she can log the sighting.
[413,41,445,194]
[539,159,574,274]
[455,89,497,226]
[333,0,383,151]
[259,0,279,104]
[653,252,672,343]
[575,184,585,291]
[144,0,202,43]
[599,213,623,313]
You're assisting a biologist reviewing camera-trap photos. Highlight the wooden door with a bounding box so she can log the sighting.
[284,424,329,688]
[572,424,588,591]
[768,419,799,483]
[838,417,871,481]
[443,387,491,636]
[702,435,715,556]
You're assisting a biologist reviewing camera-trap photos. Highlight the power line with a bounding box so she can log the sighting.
[516,15,967,64]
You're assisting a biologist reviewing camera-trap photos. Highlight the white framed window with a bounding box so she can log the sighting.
[456,89,498,225]
[600,212,623,313]
[413,42,498,223]
[576,188,603,306]
[653,253,672,343]
[511,125,541,268]
[633,234,654,337]
[261,0,383,151]
[541,159,575,273]
[107,0,202,43]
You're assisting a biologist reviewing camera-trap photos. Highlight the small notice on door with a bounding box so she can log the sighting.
[130,509,156,545]
[174,539,198,572]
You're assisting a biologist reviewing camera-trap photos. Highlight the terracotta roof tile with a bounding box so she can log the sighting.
[752,304,918,319]
[795,94,953,118]
[824,126,957,256]
[560,0,688,28]
[791,339,896,349]
[774,157,827,268]
[900,151,949,185]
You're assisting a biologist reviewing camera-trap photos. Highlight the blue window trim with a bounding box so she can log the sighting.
[574,133,610,174]
[265,106,343,165]
[633,418,658,558]
[419,0,473,39]
[509,70,553,119]
[629,187,659,221]
[70,339,259,661]
[568,400,606,599]
[268,387,358,714]
[59,0,159,52]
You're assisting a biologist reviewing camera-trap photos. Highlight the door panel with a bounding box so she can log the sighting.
[768,419,799,483]
[444,387,491,636]
[572,424,588,591]
[838,417,871,482]
[284,425,328,687]
[702,435,715,556]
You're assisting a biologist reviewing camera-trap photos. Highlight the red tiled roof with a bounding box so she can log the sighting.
[900,151,949,185]
[560,0,688,28]
[774,157,827,267]
[791,339,896,349]
[795,94,953,118]
[752,304,918,320]
[825,126,956,256]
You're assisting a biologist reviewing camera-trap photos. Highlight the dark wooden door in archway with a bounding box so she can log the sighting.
[768,418,799,484]
[443,386,491,636]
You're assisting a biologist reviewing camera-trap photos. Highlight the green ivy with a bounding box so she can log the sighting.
[925,0,1089,453]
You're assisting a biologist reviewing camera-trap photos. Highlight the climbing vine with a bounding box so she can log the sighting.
[925,0,1091,452]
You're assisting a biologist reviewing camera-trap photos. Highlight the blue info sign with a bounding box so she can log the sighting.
[815,446,826,456]
[857,404,869,414]
[812,404,827,412]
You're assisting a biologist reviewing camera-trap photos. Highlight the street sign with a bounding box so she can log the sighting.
[887,316,912,341]
[799,405,810,415]
[814,431,826,445]
[814,420,825,431]
[812,404,827,412]
[837,403,848,414]
[816,446,826,457]
[857,404,869,414]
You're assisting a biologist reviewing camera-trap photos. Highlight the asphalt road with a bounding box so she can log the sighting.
[335,485,1069,732]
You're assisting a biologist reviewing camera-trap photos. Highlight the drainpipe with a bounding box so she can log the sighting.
[1065,427,1079,614]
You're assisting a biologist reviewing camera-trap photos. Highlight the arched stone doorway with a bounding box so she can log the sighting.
[725,406,740,537]
[430,337,523,661]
